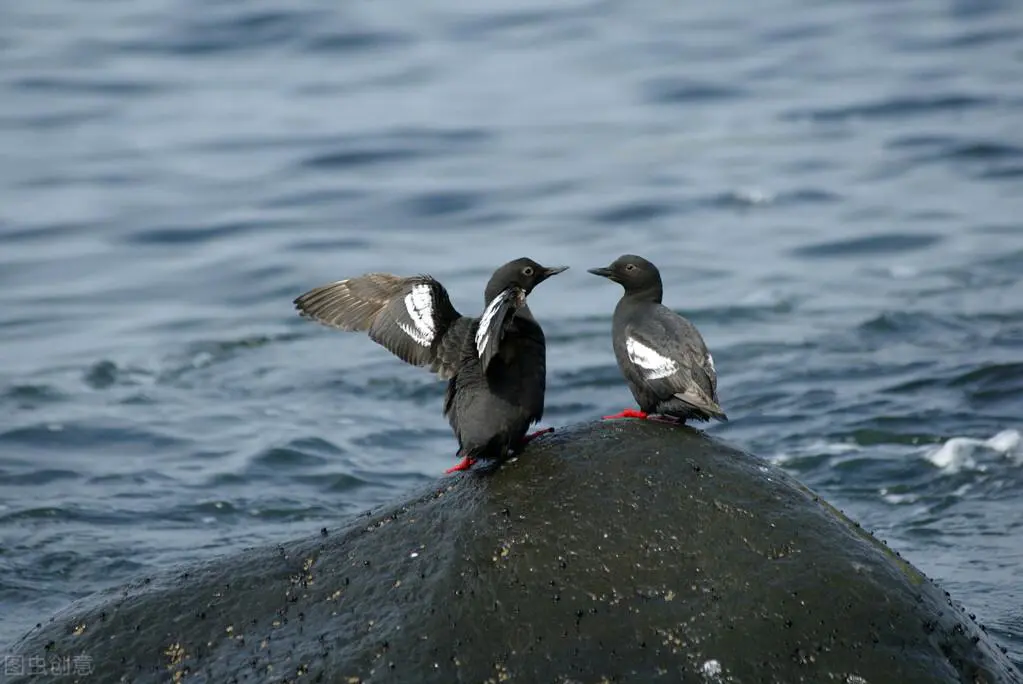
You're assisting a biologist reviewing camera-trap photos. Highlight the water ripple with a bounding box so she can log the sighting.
[2,0,1023,663]
[126,8,326,56]
[785,94,997,123]
[791,233,944,259]
[303,29,416,55]
[643,78,747,105]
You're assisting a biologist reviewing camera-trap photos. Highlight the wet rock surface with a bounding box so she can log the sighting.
[8,420,1021,683]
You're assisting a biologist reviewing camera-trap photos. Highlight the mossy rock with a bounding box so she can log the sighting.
[8,420,1021,683]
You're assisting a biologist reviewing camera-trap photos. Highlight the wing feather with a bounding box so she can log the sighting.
[474,287,523,373]
[294,273,466,379]
[624,309,726,420]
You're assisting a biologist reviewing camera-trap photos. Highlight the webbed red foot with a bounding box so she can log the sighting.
[521,427,554,444]
[444,456,475,474]
[602,409,648,420]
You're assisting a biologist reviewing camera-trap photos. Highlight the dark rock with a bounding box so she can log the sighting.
[7,420,1022,683]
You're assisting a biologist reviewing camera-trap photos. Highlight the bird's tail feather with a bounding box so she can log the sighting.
[673,391,728,422]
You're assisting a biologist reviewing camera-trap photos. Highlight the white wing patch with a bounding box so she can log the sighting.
[400,283,435,347]
[475,289,511,357]
[706,353,715,373]
[626,337,678,380]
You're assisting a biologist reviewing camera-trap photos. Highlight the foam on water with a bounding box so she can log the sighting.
[925,429,1023,474]
[770,439,863,466]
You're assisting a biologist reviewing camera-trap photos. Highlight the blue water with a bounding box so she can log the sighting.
[2,0,1022,663]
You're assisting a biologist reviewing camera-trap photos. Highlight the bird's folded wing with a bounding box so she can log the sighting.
[671,385,726,421]
[474,286,523,373]
[294,273,466,379]
[624,326,725,418]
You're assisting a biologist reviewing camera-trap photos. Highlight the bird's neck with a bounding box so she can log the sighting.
[622,285,662,305]
[515,302,536,322]
[614,287,662,324]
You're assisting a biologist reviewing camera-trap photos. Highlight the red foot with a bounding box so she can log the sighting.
[602,409,648,420]
[445,456,475,474]
[446,428,555,474]
[521,427,554,445]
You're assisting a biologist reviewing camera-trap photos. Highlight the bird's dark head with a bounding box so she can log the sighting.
[587,254,662,299]
[485,258,568,302]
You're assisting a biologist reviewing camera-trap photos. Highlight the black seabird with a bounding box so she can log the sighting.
[294,258,568,473]
[588,254,727,424]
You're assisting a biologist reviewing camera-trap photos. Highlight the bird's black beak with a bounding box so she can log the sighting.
[542,265,569,280]
[587,266,614,280]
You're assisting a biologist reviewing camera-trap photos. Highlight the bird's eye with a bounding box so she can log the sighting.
[625,264,636,271]
[522,267,534,276]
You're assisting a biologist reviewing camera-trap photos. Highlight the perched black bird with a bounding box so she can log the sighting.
[294,258,568,473]
[588,254,727,424]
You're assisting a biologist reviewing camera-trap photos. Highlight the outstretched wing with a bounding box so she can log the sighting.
[294,273,468,379]
[623,310,726,420]
[473,286,524,373]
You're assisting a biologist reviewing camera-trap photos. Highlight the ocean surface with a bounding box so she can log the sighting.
[1,0,1022,664]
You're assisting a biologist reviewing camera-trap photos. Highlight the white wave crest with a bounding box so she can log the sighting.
[925,429,1021,474]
